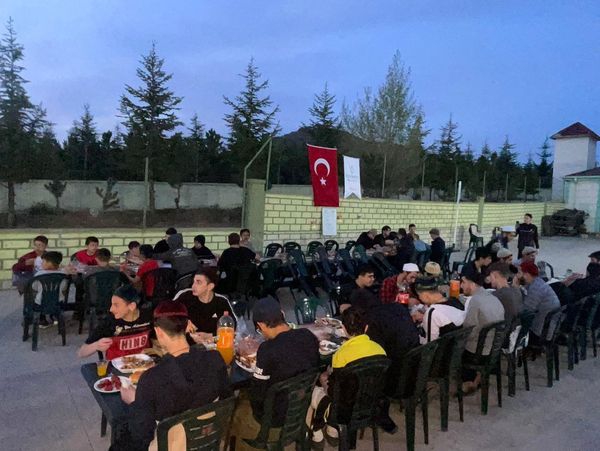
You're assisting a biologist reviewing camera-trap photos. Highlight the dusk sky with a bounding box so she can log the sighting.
[3,0,600,162]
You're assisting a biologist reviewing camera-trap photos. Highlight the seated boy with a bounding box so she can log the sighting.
[84,248,119,277]
[31,251,70,328]
[12,235,48,293]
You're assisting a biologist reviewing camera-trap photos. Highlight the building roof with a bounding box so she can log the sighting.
[565,167,600,178]
[551,122,600,141]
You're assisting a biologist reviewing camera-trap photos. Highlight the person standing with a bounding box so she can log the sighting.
[516,213,539,258]
[429,228,446,264]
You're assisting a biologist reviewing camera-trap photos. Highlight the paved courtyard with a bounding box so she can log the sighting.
[1,236,599,451]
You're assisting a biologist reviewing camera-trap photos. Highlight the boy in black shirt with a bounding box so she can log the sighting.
[114,300,231,451]
[230,297,320,449]
[516,213,539,258]
[192,234,216,260]
[78,285,153,360]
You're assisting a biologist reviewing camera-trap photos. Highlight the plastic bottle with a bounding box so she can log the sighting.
[449,271,460,299]
[216,311,235,365]
[395,282,410,304]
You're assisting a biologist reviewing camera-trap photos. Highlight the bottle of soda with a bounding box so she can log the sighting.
[216,311,235,365]
[449,271,460,299]
[396,282,410,304]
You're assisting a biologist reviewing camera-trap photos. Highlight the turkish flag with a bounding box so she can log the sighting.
[307,145,339,207]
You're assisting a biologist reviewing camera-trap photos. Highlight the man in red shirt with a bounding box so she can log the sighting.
[380,263,420,304]
[12,235,48,293]
[121,244,159,298]
[73,236,100,266]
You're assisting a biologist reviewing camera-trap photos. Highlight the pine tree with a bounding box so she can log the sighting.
[537,137,553,189]
[0,18,46,225]
[223,58,279,181]
[187,113,205,182]
[306,82,339,148]
[119,43,182,209]
[429,115,462,199]
[65,104,98,179]
[523,152,539,200]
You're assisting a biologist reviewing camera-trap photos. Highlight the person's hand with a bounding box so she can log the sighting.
[411,311,424,323]
[319,371,329,392]
[185,320,197,334]
[95,337,113,352]
[120,384,136,405]
[407,297,419,307]
[190,332,213,344]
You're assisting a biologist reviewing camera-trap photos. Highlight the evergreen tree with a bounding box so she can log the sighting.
[187,113,205,182]
[495,136,519,200]
[429,115,462,199]
[119,43,182,209]
[0,18,46,225]
[306,82,339,148]
[65,104,98,179]
[537,137,553,189]
[523,152,539,200]
[223,58,279,182]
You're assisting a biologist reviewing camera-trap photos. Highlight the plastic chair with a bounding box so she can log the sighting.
[462,320,508,415]
[293,296,329,325]
[352,245,369,264]
[82,270,124,334]
[175,272,195,292]
[337,249,357,280]
[226,263,257,319]
[556,299,585,370]
[329,356,391,451]
[313,246,339,315]
[306,241,323,256]
[283,241,302,254]
[22,273,68,351]
[156,397,236,451]
[264,243,283,258]
[440,244,456,279]
[525,306,564,387]
[258,258,283,300]
[141,267,176,307]
[242,370,319,450]
[345,240,356,251]
[427,326,474,431]
[288,249,318,298]
[415,249,431,270]
[396,339,440,451]
[579,295,600,360]
[503,310,535,397]
[370,252,397,279]
[324,239,339,252]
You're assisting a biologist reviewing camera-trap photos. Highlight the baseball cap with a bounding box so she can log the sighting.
[522,246,538,256]
[424,261,441,277]
[253,297,283,324]
[414,276,439,292]
[497,248,513,259]
[403,263,420,273]
[520,261,539,277]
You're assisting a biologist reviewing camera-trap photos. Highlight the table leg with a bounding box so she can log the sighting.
[101,412,107,437]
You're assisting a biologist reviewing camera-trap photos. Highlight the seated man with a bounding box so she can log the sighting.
[588,251,600,264]
[561,262,600,301]
[487,262,523,325]
[121,244,159,299]
[84,248,119,277]
[32,251,70,329]
[408,223,420,241]
[308,307,387,445]
[414,276,465,343]
[461,272,505,390]
[153,232,198,277]
[516,261,561,347]
[461,247,492,280]
[217,232,257,292]
[77,285,153,360]
[12,235,48,293]
[356,229,377,250]
[379,263,419,304]
[429,228,445,264]
[374,226,392,248]
[153,227,177,254]
[339,264,379,311]
[115,301,231,451]
[73,236,100,266]
[395,228,415,268]
[240,228,256,253]
[122,241,143,265]
[192,234,216,260]
[174,267,235,341]
[514,246,537,267]
[230,297,320,450]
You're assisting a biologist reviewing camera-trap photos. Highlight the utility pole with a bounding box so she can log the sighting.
[381,153,387,198]
[482,171,487,198]
[505,173,509,202]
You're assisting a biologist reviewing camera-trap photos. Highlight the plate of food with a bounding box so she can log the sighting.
[111,354,155,373]
[315,317,343,328]
[319,340,340,356]
[94,375,129,393]
[235,353,257,373]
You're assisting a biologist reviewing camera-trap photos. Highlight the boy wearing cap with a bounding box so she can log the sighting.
[116,301,230,451]
[514,246,537,267]
[230,297,320,450]
[415,276,465,343]
[516,261,560,345]
[379,263,419,304]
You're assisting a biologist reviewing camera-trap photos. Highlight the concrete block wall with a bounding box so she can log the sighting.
[0,228,236,288]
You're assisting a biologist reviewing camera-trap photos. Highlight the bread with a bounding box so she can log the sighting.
[130,371,143,385]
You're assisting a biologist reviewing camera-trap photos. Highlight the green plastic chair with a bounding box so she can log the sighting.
[395,339,440,451]
[22,273,68,351]
[556,299,585,370]
[329,356,391,451]
[306,241,323,256]
[428,326,474,431]
[352,245,369,264]
[81,270,124,334]
[462,320,508,415]
[503,310,535,397]
[283,241,302,254]
[242,370,319,450]
[294,297,320,324]
[344,240,356,251]
[324,239,339,252]
[258,258,283,300]
[264,243,283,258]
[156,397,235,451]
[579,294,600,360]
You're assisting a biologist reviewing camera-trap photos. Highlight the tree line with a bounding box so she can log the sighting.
[0,19,553,225]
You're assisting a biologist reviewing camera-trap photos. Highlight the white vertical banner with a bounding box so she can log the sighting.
[322,207,337,236]
[343,155,362,199]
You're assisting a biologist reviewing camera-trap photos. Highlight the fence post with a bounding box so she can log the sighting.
[477,196,485,230]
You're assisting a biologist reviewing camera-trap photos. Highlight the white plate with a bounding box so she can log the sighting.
[235,358,256,373]
[319,340,340,356]
[111,354,154,374]
[94,376,129,394]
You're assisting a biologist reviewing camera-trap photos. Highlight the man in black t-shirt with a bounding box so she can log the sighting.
[192,234,216,260]
[516,213,539,258]
[356,229,377,250]
[78,285,153,360]
[339,264,379,312]
[174,267,235,341]
[217,232,257,293]
[230,297,319,448]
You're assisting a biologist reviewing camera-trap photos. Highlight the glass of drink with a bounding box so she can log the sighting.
[96,360,109,377]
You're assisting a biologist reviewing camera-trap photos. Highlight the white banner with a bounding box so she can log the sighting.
[322,208,337,236]
[343,155,362,199]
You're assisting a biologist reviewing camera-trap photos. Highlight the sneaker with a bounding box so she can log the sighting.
[38,316,52,329]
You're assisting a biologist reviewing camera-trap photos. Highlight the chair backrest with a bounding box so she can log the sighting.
[258,259,282,291]
[23,273,68,316]
[142,267,176,302]
[511,310,536,353]
[345,240,356,251]
[540,306,564,342]
[330,356,391,430]
[156,397,236,451]
[370,252,397,278]
[283,241,302,254]
[352,245,369,264]
[581,295,600,329]
[337,249,357,278]
[561,299,586,333]
[84,270,123,313]
[294,297,319,324]
[472,320,508,369]
[288,249,309,278]
[397,340,440,399]
[306,241,323,255]
[324,239,339,252]
[315,246,335,276]
[429,326,474,379]
[264,243,283,258]
[441,244,455,276]
[246,370,319,450]
[175,272,195,292]
[227,263,256,295]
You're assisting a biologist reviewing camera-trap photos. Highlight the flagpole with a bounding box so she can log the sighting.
[452,180,462,246]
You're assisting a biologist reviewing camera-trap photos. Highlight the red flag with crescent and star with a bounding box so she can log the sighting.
[307,144,339,207]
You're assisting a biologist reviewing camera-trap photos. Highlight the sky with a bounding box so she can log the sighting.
[3,0,600,162]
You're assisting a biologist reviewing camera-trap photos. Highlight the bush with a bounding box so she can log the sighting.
[27,202,57,216]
